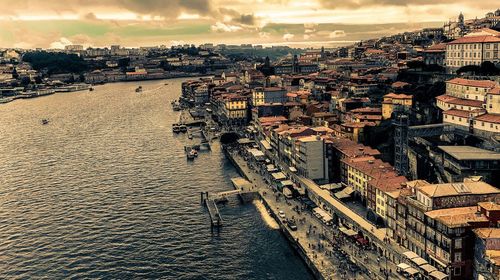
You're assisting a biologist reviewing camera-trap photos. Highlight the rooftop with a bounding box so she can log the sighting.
[438,146,500,161]
[446,78,497,88]
[475,113,500,124]
[474,228,500,239]
[418,181,500,198]
[448,35,500,45]
[425,206,489,228]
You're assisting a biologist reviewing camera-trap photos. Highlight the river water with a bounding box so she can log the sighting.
[0,79,313,279]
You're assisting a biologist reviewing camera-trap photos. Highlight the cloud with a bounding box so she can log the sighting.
[329,30,346,38]
[49,37,73,49]
[283,33,294,40]
[259,31,271,39]
[211,22,243,32]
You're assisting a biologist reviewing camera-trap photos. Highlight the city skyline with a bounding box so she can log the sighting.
[0,0,498,49]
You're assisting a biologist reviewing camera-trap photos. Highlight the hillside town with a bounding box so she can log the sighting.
[2,7,500,280]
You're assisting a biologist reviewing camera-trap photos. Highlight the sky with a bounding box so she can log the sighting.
[0,0,498,49]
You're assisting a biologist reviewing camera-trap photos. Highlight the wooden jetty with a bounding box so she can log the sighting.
[201,177,258,227]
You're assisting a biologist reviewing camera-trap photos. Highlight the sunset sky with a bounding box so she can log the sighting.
[0,0,498,49]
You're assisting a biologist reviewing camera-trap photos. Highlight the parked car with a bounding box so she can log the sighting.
[278,210,286,219]
[287,219,298,231]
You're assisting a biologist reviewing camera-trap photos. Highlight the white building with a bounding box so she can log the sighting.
[293,135,328,182]
[445,35,500,73]
[437,78,500,136]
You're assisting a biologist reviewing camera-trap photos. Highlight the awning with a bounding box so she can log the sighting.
[420,264,437,273]
[403,251,420,260]
[238,138,254,145]
[339,227,356,236]
[356,237,368,245]
[271,172,286,181]
[319,183,343,191]
[260,139,272,150]
[429,270,448,280]
[412,257,428,266]
[397,263,410,270]
[404,267,419,276]
[266,164,277,172]
[281,180,294,187]
[289,166,297,173]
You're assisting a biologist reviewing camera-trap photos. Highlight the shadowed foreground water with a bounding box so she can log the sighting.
[0,79,313,279]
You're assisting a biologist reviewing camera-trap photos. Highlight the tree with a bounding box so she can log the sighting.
[22,51,87,74]
[20,76,31,86]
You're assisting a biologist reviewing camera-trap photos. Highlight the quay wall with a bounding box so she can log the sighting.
[225,149,325,280]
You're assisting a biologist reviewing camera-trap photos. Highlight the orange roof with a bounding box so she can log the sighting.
[447,78,497,88]
[426,206,489,228]
[437,95,484,107]
[424,43,446,52]
[384,93,413,99]
[448,35,500,45]
[443,109,476,118]
[488,86,500,95]
[474,228,500,239]
[475,113,500,124]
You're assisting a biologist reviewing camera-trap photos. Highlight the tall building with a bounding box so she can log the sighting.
[445,35,500,73]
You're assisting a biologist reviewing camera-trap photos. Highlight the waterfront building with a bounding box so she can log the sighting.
[404,180,500,269]
[473,227,500,280]
[217,94,249,126]
[294,135,329,183]
[424,206,490,279]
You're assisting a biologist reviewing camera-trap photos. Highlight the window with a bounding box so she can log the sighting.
[455,238,462,249]
[454,266,462,276]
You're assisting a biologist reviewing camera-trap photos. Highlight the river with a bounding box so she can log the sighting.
[0,79,313,279]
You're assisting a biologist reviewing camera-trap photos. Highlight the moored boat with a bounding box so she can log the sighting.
[179,125,187,133]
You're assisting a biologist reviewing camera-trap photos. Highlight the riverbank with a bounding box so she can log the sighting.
[224,146,369,280]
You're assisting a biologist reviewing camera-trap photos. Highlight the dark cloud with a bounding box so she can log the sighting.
[236,14,255,25]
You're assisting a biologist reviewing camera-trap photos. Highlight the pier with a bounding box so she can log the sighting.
[201,177,258,227]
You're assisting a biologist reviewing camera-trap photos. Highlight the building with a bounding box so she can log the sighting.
[437,78,500,137]
[404,180,500,268]
[294,135,329,183]
[445,35,500,73]
[381,93,413,120]
[252,87,287,106]
[437,146,500,185]
[424,206,490,279]
[423,43,446,66]
[218,94,248,126]
[473,227,500,280]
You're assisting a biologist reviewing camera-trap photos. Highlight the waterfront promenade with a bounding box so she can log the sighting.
[227,147,408,280]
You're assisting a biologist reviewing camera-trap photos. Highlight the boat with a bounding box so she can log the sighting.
[164,83,169,86]
[188,134,193,139]
[187,149,196,160]
[41,119,49,125]
[135,86,142,93]
[179,125,187,133]
[173,105,181,111]
[173,125,181,133]
[89,87,94,92]
[54,84,90,93]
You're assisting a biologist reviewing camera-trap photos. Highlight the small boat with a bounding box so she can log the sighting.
[173,125,181,133]
[164,83,169,86]
[187,149,196,160]
[188,134,193,139]
[41,119,49,125]
[135,86,142,93]
[173,105,181,111]
[179,125,187,133]
[89,87,94,92]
